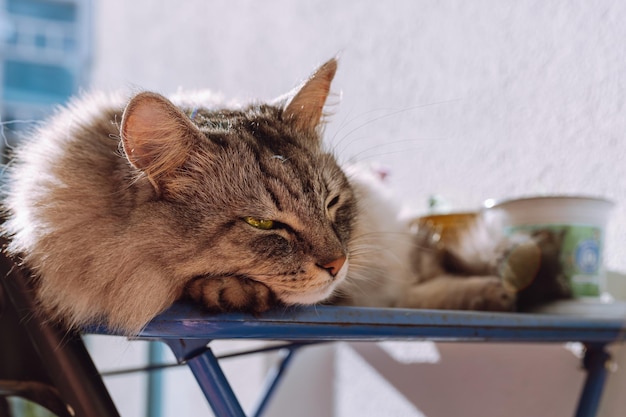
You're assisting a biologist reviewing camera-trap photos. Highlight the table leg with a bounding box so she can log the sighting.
[574,343,611,417]
[251,345,301,417]
[186,347,247,417]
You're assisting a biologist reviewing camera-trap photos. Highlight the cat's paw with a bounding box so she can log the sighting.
[498,240,542,292]
[467,277,516,311]
[185,275,278,314]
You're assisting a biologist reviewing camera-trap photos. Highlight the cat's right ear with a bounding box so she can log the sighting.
[281,58,338,134]
[121,92,200,191]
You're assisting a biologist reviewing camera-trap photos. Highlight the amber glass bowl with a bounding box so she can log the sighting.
[414,212,478,244]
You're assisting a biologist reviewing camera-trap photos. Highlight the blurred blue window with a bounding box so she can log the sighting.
[63,36,75,52]
[34,33,46,48]
[0,0,90,141]
[3,60,74,104]
[7,0,76,22]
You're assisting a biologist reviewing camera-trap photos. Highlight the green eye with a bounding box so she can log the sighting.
[243,216,275,230]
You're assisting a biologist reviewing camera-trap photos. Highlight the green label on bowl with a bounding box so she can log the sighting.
[506,224,604,297]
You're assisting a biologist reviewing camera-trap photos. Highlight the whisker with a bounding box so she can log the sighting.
[331,99,461,149]
[348,145,433,163]
[335,136,444,163]
[351,230,415,239]
[350,234,417,247]
[0,119,40,152]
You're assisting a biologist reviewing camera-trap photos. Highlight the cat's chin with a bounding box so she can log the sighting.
[278,260,349,305]
[279,285,338,305]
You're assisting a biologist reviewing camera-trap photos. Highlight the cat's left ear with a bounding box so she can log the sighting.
[282,58,337,133]
[120,92,201,191]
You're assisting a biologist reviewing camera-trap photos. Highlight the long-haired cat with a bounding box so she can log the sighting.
[2,59,549,334]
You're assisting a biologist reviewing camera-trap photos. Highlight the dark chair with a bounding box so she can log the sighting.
[0,249,120,417]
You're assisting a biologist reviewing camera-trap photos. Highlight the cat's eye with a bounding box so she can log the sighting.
[243,216,275,230]
[326,195,340,210]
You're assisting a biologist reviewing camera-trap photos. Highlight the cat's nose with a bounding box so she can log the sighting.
[320,255,347,278]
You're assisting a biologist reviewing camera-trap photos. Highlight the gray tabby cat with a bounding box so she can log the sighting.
[2,59,521,334]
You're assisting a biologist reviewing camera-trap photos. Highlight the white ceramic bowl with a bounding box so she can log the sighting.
[485,196,614,297]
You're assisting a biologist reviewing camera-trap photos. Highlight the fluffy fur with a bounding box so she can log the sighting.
[2,59,545,334]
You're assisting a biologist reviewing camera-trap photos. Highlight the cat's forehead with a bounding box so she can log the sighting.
[188,107,241,131]
[181,102,348,208]
[190,105,319,157]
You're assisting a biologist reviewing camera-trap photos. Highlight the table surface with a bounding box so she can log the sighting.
[89,299,626,344]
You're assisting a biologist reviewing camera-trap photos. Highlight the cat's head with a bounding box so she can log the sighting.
[119,59,356,305]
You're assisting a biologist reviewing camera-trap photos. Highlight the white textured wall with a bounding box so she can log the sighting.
[91,1,626,415]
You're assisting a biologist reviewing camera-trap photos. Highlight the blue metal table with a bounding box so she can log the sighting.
[90,302,626,417]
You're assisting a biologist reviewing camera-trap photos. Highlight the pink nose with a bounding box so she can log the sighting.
[321,256,346,277]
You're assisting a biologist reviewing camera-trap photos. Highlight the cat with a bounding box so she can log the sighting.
[1,58,548,335]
